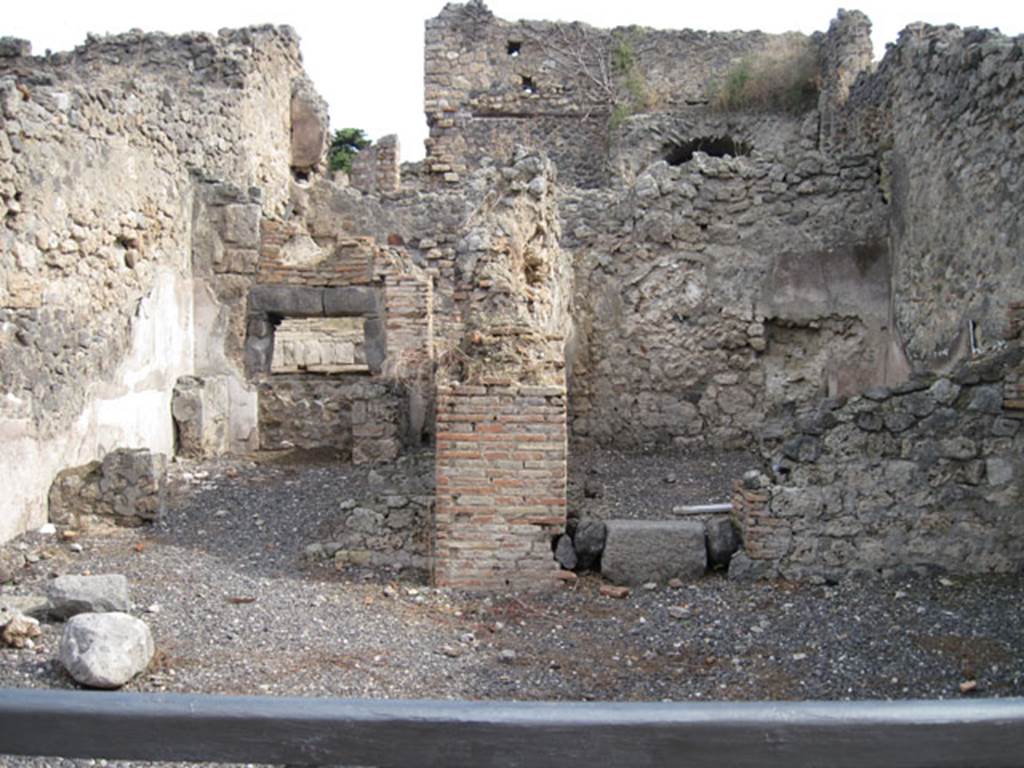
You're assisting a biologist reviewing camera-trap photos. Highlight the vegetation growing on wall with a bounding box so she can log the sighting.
[709,43,820,114]
[610,35,655,128]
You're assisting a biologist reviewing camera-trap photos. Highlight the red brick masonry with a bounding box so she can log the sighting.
[434,380,568,589]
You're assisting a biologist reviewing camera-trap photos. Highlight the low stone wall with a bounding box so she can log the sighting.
[305,493,434,573]
[257,375,401,463]
[734,345,1024,580]
[48,449,167,529]
[434,381,568,589]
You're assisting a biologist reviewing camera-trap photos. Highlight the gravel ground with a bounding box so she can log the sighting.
[1,450,1022,767]
[569,447,757,519]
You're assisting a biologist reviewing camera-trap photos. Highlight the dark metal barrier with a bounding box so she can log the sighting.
[1,689,1023,767]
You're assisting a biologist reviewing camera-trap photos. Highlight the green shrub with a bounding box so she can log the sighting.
[709,45,819,114]
[328,128,371,173]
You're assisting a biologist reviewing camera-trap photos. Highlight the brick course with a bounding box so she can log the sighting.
[434,379,568,589]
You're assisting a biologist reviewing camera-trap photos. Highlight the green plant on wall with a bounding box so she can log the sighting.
[328,128,371,173]
[609,34,654,129]
[708,44,819,114]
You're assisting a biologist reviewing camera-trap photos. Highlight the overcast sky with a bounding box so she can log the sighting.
[6,1,1023,161]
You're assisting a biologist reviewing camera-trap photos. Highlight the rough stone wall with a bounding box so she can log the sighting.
[817,10,874,149]
[564,118,897,449]
[257,376,400,462]
[0,27,312,540]
[735,345,1024,580]
[433,150,572,588]
[48,448,167,529]
[879,25,1024,368]
[424,1,817,187]
[350,134,400,194]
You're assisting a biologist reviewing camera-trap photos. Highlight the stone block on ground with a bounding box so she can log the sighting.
[572,518,606,570]
[706,516,740,567]
[554,534,577,570]
[48,574,130,619]
[171,375,230,458]
[59,612,154,689]
[601,520,707,586]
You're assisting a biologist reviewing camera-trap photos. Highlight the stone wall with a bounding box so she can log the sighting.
[350,134,400,195]
[880,25,1024,368]
[257,375,401,462]
[48,448,167,529]
[564,120,897,449]
[734,344,1024,580]
[424,1,818,187]
[0,27,318,541]
[271,317,367,374]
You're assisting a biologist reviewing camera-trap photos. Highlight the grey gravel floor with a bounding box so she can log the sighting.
[1,450,1022,767]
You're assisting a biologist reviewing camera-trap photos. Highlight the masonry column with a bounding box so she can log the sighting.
[432,149,572,589]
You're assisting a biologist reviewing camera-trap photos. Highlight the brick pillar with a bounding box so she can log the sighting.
[434,378,567,589]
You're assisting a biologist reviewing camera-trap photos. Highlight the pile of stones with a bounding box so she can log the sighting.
[1,573,154,688]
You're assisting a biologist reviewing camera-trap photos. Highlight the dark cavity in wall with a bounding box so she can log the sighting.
[521,76,537,95]
[507,40,521,56]
[664,136,752,165]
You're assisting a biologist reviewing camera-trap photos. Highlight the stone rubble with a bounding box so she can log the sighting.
[47,574,131,620]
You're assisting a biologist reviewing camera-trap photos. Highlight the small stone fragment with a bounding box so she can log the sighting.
[599,584,630,599]
[499,649,517,662]
[667,605,690,619]
[2,613,42,648]
[959,680,978,694]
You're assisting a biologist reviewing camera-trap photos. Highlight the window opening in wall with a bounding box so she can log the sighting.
[507,40,521,56]
[521,76,537,95]
[664,136,752,165]
[271,317,368,374]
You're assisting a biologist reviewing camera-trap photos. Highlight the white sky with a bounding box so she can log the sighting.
[6,1,1023,161]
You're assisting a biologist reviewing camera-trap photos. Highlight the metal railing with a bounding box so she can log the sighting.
[1,689,1023,767]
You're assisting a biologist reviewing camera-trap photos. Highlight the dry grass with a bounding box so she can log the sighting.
[709,41,820,114]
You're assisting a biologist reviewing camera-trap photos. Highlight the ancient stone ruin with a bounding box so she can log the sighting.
[0,3,1021,588]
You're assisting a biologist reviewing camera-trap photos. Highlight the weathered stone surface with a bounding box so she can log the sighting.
[290,81,328,171]
[48,574,130,620]
[737,347,1024,580]
[172,376,230,459]
[572,518,606,571]
[0,594,49,620]
[554,535,577,570]
[48,449,166,528]
[601,520,707,586]
[0,26,307,543]
[59,612,154,689]
[706,517,739,568]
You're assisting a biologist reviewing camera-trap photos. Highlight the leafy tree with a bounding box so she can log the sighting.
[328,128,371,173]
